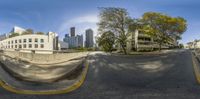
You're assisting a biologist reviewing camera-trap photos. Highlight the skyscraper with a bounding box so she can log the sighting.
[85,29,94,48]
[77,35,83,47]
[70,27,75,37]
[63,28,83,48]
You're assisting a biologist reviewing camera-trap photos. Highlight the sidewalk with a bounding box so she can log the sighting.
[113,49,184,56]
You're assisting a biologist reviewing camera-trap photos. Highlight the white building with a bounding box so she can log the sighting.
[0,26,68,54]
[197,40,200,48]
[186,40,200,49]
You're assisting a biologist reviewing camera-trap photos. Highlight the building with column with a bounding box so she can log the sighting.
[85,29,94,48]
[126,30,178,52]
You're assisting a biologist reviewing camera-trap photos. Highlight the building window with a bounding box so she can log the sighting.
[29,38,32,42]
[15,40,17,43]
[23,44,26,48]
[8,46,10,48]
[15,45,17,48]
[29,44,32,48]
[11,40,13,44]
[8,41,10,44]
[19,45,22,48]
[11,45,13,48]
[35,38,38,43]
[40,39,44,43]
[19,39,22,43]
[35,44,38,48]
[23,39,26,43]
[40,44,44,48]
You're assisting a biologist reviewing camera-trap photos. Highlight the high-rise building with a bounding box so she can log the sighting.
[63,27,83,48]
[70,27,75,37]
[77,35,83,47]
[85,29,94,48]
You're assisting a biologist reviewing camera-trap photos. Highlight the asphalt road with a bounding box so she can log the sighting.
[0,49,200,99]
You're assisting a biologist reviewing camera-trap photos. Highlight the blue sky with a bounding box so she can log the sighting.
[0,0,199,44]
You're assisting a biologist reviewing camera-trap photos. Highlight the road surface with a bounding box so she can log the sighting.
[0,49,200,99]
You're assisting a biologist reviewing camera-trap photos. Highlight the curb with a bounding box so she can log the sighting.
[191,52,200,84]
[0,59,89,95]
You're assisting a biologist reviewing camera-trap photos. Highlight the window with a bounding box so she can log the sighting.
[23,39,26,43]
[35,44,38,48]
[40,39,44,43]
[19,39,22,43]
[15,45,17,48]
[23,44,26,48]
[8,41,10,44]
[35,38,38,43]
[11,45,13,48]
[29,44,32,48]
[8,46,10,48]
[40,44,44,48]
[19,45,22,48]
[15,40,17,43]
[29,38,32,42]
[11,40,13,44]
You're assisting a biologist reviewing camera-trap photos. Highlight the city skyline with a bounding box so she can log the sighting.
[0,0,200,44]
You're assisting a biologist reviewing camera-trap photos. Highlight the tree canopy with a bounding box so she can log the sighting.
[97,8,187,53]
[22,29,34,35]
[9,33,19,38]
[140,12,187,50]
[36,32,45,35]
[98,7,133,54]
[97,31,115,52]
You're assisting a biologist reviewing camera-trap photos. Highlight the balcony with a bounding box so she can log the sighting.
[138,33,151,38]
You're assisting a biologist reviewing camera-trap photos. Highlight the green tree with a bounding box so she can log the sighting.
[128,19,144,32]
[179,43,184,49]
[22,29,34,35]
[141,12,187,51]
[98,7,131,54]
[9,33,19,38]
[97,31,115,52]
[36,32,45,35]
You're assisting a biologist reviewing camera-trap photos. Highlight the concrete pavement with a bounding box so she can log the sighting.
[0,49,200,99]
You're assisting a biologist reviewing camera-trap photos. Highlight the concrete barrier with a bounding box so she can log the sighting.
[3,51,88,64]
[194,49,200,62]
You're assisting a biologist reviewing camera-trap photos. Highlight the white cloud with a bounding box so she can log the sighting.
[57,14,99,43]
[58,14,99,34]
[69,15,98,24]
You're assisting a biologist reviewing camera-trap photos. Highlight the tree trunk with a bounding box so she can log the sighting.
[121,44,127,55]
[159,43,162,52]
